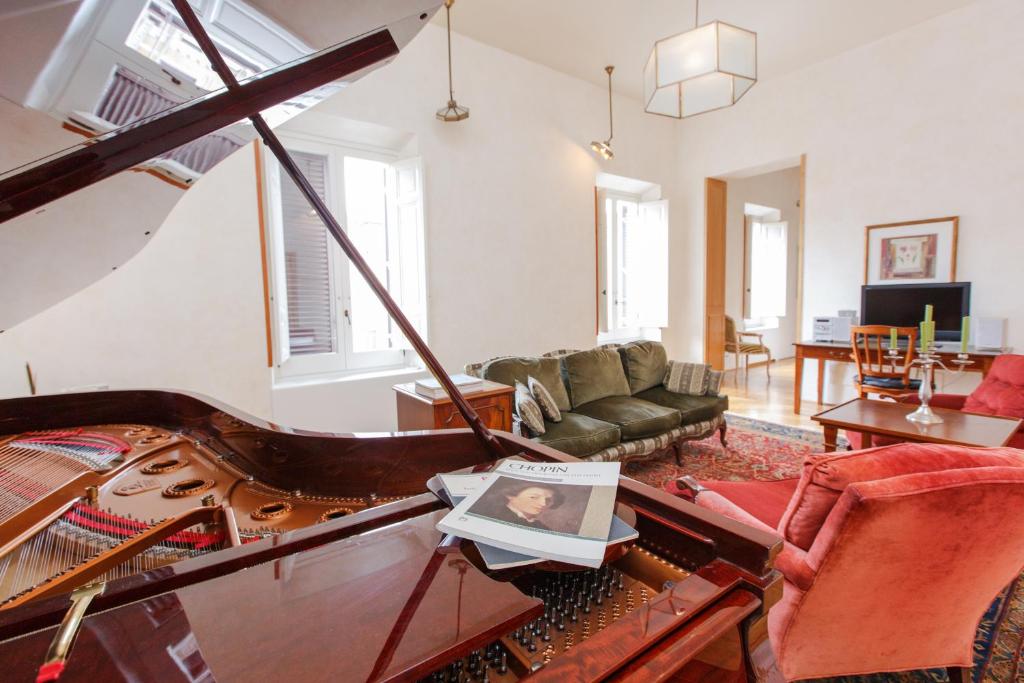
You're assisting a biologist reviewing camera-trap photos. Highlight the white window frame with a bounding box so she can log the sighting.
[263,131,426,381]
[597,189,669,339]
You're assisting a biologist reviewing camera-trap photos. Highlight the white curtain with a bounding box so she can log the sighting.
[749,221,788,318]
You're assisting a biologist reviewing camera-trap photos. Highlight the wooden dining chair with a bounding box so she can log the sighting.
[851,325,920,400]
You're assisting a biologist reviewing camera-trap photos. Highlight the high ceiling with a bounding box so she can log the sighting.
[444,0,980,100]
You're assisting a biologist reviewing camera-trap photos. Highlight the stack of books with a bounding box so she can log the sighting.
[430,459,635,569]
[414,373,484,399]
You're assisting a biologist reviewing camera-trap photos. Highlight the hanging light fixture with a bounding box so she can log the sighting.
[644,0,756,119]
[436,0,469,122]
[591,65,615,160]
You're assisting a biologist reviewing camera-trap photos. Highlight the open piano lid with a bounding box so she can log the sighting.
[0,0,440,331]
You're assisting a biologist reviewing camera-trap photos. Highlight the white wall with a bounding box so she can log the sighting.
[0,146,273,417]
[665,0,1024,403]
[723,167,801,370]
[271,23,681,431]
[2,23,679,433]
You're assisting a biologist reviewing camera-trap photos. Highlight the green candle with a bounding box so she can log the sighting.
[961,316,970,353]
[890,327,898,349]
[926,321,935,349]
[924,305,933,323]
[919,322,927,351]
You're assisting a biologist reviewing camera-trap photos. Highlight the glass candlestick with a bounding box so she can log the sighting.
[906,349,944,425]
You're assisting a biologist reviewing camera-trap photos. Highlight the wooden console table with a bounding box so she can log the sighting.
[394,380,515,432]
[793,341,1005,415]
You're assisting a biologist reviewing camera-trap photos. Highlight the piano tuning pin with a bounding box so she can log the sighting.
[498,651,508,674]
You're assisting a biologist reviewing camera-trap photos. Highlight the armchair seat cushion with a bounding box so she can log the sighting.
[855,375,922,390]
[534,412,621,457]
[573,396,681,441]
[635,387,728,423]
[726,342,768,353]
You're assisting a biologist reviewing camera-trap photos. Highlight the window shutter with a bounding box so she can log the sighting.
[278,150,336,356]
[388,157,426,350]
[636,199,669,328]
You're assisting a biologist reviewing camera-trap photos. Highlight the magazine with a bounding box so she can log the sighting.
[433,471,637,570]
[436,460,620,568]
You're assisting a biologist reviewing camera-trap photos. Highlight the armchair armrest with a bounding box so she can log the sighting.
[736,330,764,341]
[690,487,814,589]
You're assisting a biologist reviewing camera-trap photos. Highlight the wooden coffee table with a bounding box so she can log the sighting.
[812,398,1022,452]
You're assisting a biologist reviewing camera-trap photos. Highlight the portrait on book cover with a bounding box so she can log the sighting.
[466,477,592,534]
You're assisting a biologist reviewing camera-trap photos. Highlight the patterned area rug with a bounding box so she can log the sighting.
[625,413,1023,683]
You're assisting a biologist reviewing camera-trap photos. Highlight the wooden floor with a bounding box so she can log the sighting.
[722,357,820,430]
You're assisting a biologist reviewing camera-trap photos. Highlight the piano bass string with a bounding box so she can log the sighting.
[0,422,408,609]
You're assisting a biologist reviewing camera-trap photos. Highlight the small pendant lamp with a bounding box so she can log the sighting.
[591,66,615,160]
[436,0,469,122]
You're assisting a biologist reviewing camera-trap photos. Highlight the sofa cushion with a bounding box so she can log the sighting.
[778,443,1024,551]
[573,396,682,440]
[528,375,561,422]
[619,341,669,394]
[482,356,570,412]
[664,361,715,396]
[563,348,631,408]
[534,412,621,457]
[964,354,1024,418]
[635,387,728,423]
[514,381,545,436]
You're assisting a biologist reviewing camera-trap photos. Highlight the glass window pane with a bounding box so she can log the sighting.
[343,156,391,353]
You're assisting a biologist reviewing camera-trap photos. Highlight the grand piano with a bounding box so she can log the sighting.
[0,2,782,681]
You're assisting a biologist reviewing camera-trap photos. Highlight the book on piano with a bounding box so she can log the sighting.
[414,373,484,398]
[436,460,621,568]
[433,471,637,569]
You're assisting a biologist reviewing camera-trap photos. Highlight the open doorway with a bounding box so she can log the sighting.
[704,155,806,377]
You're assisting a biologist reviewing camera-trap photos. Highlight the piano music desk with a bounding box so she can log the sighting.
[793,341,1003,414]
[394,380,515,432]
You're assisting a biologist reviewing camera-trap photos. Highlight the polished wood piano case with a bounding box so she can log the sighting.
[0,391,782,682]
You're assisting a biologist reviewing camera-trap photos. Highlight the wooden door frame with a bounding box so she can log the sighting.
[704,178,727,369]
[703,155,808,368]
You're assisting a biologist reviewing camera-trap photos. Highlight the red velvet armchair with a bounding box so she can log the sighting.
[848,353,1024,450]
[673,443,1024,681]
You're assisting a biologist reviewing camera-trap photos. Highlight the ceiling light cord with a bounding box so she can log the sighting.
[446,1,455,101]
[605,66,614,143]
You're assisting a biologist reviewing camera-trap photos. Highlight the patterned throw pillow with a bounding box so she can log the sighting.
[706,369,724,396]
[528,375,562,422]
[515,381,546,436]
[664,361,712,396]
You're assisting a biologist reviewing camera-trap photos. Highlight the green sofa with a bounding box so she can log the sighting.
[465,341,728,463]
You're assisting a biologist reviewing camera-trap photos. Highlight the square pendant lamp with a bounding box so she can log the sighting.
[644,6,757,119]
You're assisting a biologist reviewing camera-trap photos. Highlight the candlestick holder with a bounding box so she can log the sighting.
[950,352,974,371]
[906,347,946,425]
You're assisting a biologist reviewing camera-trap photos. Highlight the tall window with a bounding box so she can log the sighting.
[746,219,788,321]
[264,134,426,379]
[598,191,669,335]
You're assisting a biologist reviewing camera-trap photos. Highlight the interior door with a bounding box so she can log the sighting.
[704,178,727,369]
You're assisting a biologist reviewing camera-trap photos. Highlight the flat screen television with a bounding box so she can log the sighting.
[860,282,970,342]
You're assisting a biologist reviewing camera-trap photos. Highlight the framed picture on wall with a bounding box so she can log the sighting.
[864,216,958,285]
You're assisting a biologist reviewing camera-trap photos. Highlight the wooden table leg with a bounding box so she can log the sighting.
[817,358,825,406]
[794,349,804,414]
[822,425,838,453]
[862,432,873,449]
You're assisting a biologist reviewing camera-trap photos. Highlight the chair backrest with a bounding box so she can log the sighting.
[774,444,1024,680]
[850,324,917,384]
[965,353,1024,417]
[724,315,738,344]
